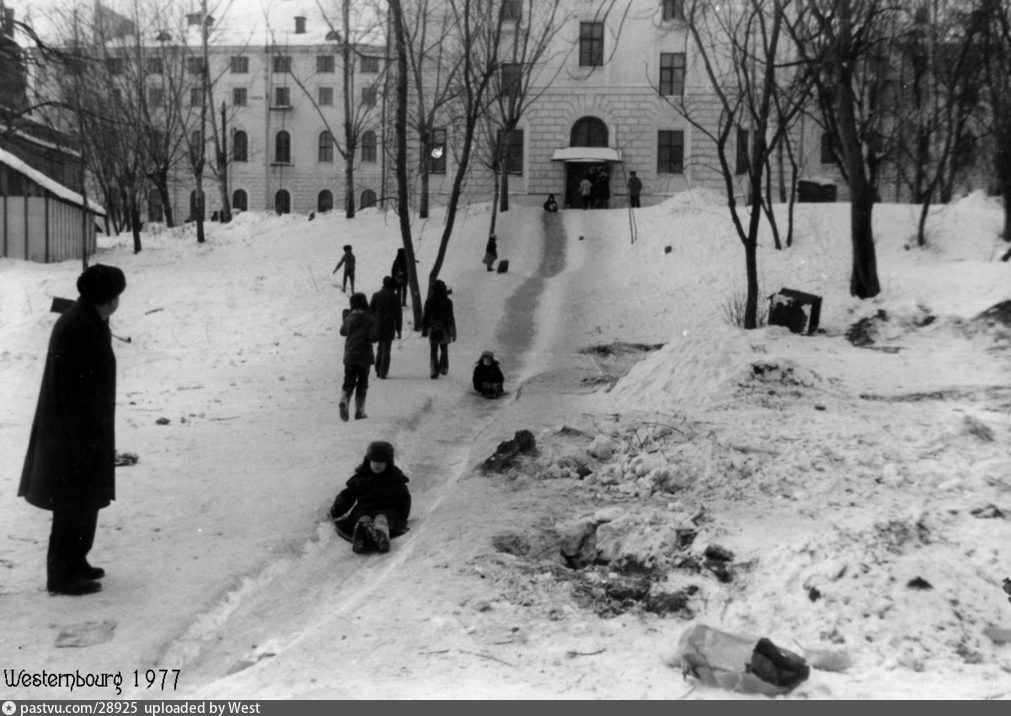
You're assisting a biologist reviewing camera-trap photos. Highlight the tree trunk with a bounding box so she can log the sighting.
[130,197,142,254]
[848,182,880,298]
[389,0,423,327]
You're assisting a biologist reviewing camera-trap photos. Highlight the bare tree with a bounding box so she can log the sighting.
[788,0,907,299]
[664,0,810,328]
[976,0,1011,249]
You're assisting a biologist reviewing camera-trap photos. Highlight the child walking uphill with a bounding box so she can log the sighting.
[339,292,376,421]
[332,244,356,294]
[422,280,457,379]
[330,441,411,554]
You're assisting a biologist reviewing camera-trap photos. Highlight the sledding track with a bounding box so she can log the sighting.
[157,212,574,696]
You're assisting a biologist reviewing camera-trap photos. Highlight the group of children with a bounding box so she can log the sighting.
[329,246,507,555]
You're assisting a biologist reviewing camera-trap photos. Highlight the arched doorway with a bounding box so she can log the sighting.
[360,189,377,209]
[274,189,290,215]
[317,189,334,213]
[566,116,610,208]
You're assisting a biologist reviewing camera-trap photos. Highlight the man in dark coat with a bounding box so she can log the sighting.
[339,292,376,421]
[369,276,403,379]
[19,264,126,596]
[628,171,643,208]
[330,441,411,554]
[421,280,457,379]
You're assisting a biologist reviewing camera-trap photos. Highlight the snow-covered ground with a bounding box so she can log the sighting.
[1,190,1009,700]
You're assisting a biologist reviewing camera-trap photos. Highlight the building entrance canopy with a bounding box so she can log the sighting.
[550,147,622,163]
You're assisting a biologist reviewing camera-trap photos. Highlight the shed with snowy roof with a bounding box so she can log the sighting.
[0,146,106,263]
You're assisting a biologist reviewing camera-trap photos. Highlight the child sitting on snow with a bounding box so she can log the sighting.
[330,441,411,554]
[472,350,505,398]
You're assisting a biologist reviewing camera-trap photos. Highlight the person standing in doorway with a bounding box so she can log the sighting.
[332,244,356,294]
[543,194,559,212]
[369,276,402,380]
[422,280,456,379]
[628,171,643,208]
[339,292,376,421]
[19,264,127,596]
[579,175,593,210]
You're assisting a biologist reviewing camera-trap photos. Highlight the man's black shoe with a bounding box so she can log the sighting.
[80,564,105,580]
[48,579,102,596]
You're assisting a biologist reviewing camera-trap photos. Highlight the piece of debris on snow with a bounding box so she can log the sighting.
[481,429,537,474]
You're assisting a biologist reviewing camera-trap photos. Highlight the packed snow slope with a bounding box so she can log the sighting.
[1,191,1009,699]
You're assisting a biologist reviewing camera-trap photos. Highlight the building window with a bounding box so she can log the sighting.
[146,57,163,75]
[501,0,521,21]
[318,86,333,106]
[361,56,379,73]
[658,130,684,174]
[190,86,203,106]
[318,131,334,162]
[232,189,248,212]
[274,189,290,215]
[318,190,334,213]
[190,130,202,164]
[429,127,447,174]
[662,0,685,21]
[660,52,685,97]
[501,63,521,99]
[362,85,377,106]
[317,55,334,73]
[275,131,291,163]
[147,87,164,107]
[570,116,608,147]
[736,127,750,175]
[295,16,307,34]
[274,86,291,107]
[147,188,163,222]
[233,130,248,162]
[233,87,247,106]
[230,55,248,73]
[272,55,292,73]
[820,132,836,164]
[360,189,377,209]
[579,22,604,67]
[361,130,377,163]
[189,189,205,221]
[497,129,524,174]
[187,56,206,74]
[106,57,124,75]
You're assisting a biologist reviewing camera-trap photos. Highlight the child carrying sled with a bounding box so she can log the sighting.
[330,441,411,554]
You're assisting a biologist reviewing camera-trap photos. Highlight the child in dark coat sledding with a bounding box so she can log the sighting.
[330,441,411,554]
[472,350,505,398]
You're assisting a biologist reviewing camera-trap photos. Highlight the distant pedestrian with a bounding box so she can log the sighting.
[628,171,643,208]
[422,279,457,379]
[369,276,402,380]
[483,235,498,272]
[330,440,411,555]
[332,244,356,294]
[543,194,559,213]
[472,350,505,398]
[391,248,408,307]
[19,264,127,596]
[579,176,592,210]
[339,292,376,421]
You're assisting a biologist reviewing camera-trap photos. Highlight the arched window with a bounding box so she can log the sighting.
[275,130,291,163]
[147,188,163,222]
[361,130,377,163]
[274,189,290,215]
[360,189,377,209]
[188,189,204,221]
[570,116,608,147]
[233,130,248,162]
[318,189,333,212]
[318,131,334,162]
[232,189,248,212]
